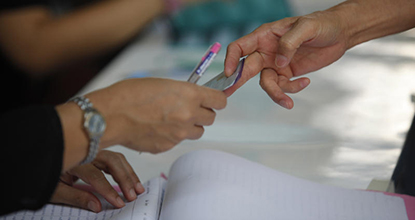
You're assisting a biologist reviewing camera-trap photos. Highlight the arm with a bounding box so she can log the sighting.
[224,0,415,109]
[1,78,226,215]
[334,0,415,48]
[56,78,227,171]
[0,0,164,76]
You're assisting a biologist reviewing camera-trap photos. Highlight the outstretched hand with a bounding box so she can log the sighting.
[224,11,349,109]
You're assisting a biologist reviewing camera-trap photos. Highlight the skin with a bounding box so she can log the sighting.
[223,0,415,109]
[0,0,203,77]
[53,78,227,212]
[50,150,144,212]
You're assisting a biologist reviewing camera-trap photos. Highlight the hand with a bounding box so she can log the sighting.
[88,78,227,153]
[224,11,349,109]
[50,150,144,212]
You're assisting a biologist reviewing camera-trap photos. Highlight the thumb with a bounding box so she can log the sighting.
[275,18,317,68]
[50,182,102,213]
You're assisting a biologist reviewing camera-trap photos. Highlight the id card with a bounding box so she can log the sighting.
[203,58,245,91]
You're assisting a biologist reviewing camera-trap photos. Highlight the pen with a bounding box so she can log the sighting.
[187,42,221,84]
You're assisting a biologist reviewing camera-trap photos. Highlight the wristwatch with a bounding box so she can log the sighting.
[71,96,106,164]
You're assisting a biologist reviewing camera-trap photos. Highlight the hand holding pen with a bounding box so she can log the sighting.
[187,42,221,84]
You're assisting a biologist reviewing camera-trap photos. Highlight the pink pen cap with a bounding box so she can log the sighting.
[210,42,221,54]
[188,42,222,83]
[201,42,221,60]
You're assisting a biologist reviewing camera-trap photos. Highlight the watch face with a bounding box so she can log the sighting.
[85,111,106,137]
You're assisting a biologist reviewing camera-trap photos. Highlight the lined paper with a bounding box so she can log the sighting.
[0,177,165,220]
[1,150,409,220]
[159,150,408,220]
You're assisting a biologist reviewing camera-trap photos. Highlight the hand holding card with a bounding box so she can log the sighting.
[203,58,245,91]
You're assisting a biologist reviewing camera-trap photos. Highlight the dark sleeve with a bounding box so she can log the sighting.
[0,0,48,11]
[392,113,415,196]
[0,105,64,216]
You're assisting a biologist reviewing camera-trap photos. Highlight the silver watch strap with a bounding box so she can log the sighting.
[83,137,100,165]
[71,96,102,165]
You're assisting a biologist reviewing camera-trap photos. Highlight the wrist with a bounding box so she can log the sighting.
[56,103,89,171]
[327,1,363,49]
[328,0,415,49]
[83,93,124,150]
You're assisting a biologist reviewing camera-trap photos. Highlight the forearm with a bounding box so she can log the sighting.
[328,0,415,49]
[0,0,164,75]
[41,0,164,65]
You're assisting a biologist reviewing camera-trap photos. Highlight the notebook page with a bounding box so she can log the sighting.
[0,177,166,220]
[159,149,408,220]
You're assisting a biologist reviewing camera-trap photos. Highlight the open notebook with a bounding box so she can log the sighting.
[2,149,413,220]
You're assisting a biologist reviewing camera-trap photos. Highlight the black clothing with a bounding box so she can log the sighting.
[393,113,415,196]
[0,105,63,215]
[0,1,64,216]
[0,0,53,113]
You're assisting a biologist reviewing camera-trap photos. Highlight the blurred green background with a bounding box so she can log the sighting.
[168,0,292,46]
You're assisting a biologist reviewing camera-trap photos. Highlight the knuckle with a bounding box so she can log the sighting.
[218,94,227,108]
[257,22,272,31]
[227,41,239,51]
[279,38,297,51]
[114,152,126,160]
[175,110,193,123]
[173,129,188,141]
[195,128,205,139]
[152,141,176,154]
[206,113,216,126]
[259,77,267,88]
[88,171,106,182]
[120,172,133,182]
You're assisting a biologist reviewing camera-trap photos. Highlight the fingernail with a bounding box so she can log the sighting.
[300,80,309,88]
[279,100,290,109]
[136,182,145,193]
[129,188,137,199]
[88,201,99,212]
[276,55,288,67]
[116,197,125,207]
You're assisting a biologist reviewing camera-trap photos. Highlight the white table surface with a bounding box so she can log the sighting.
[78,10,415,190]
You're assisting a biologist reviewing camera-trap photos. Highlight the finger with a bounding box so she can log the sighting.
[280,77,310,94]
[223,51,265,97]
[70,164,126,208]
[60,172,75,185]
[274,18,318,68]
[187,125,205,140]
[94,151,144,201]
[275,66,311,93]
[224,32,261,76]
[50,182,102,213]
[225,18,297,75]
[199,88,227,110]
[259,68,294,109]
[117,156,145,195]
[194,107,216,126]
